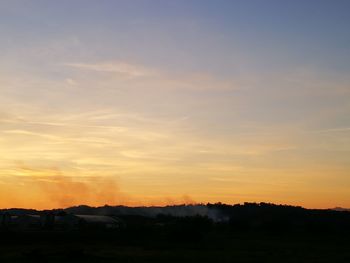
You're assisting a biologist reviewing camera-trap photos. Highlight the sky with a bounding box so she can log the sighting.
[0,0,349,209]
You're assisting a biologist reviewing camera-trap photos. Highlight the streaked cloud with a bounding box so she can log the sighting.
[66,62,155,78]
[65,61,238,91]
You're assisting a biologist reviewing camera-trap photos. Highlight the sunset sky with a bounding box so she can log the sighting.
[0,0,349,209]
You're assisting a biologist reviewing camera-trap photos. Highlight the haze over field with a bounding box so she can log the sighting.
[0,0,349,209]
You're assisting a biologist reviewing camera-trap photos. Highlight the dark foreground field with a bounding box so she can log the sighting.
[1,203,350,262]
[0,229,349,262]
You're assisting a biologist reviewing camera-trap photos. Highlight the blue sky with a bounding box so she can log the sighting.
[2,0,350,73]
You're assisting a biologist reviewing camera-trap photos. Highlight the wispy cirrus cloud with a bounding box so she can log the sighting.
[64,61,238,91]
[308,127,350,133]
[65,62,156,78]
